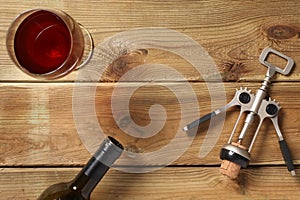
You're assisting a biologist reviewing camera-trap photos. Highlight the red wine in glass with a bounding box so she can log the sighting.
[7,9,93,79]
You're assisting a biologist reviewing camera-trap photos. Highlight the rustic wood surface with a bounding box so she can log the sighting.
[1,0,300,199]
[1,167,300,200]
[1,82,300,166]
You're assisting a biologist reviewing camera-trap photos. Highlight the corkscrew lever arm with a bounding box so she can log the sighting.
[271,116,296,176]
[183,97,238,132]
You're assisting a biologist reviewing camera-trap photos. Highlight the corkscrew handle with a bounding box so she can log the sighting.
[279,140,296,176]
[271,117,296,176]
[183,111,216,131]
[259,47,295,77]
[183,100,237,132]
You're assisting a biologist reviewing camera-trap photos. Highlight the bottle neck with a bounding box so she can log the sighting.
[71,156,110,199]
[70,137,124,199]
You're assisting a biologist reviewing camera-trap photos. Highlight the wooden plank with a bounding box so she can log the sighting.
[2,1,300,199]
[1,166,300,200]
[1,82,299,166]
[1,0,300,81]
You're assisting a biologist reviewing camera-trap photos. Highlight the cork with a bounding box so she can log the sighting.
[220,142,247,179]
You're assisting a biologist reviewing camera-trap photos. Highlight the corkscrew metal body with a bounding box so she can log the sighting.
[184,47,296,179]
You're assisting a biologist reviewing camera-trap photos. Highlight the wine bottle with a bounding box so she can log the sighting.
[37,136,124,200]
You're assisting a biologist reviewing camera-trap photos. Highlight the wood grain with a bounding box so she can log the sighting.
[1,82,299,166]
[1,166,300,200]
[1,1,300,199]
[1,0,300,81]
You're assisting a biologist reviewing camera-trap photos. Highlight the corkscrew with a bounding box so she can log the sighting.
[183,47,296,179]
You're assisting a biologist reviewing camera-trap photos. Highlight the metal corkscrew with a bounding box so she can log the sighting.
[183,47,296,179]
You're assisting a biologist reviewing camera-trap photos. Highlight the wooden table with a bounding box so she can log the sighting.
[1,0,300,199]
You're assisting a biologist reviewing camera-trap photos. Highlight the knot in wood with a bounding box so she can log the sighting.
[119,115,132,128]
[103,49,148,81]
[221,60,245,81]
[266,25,297,40]
[125,144,141,157]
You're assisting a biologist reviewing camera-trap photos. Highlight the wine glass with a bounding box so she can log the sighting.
[6,8,94,79]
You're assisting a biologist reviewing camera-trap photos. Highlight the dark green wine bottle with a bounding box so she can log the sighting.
[37,136,124,200]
